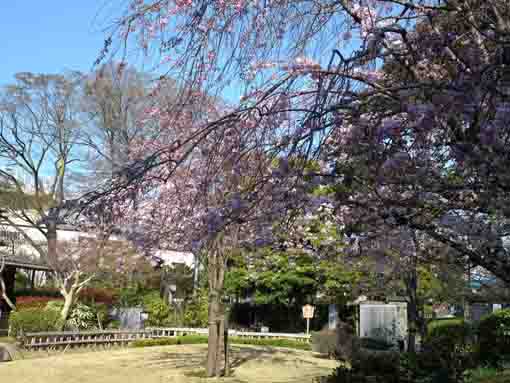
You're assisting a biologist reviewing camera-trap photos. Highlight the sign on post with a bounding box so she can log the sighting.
[302,304,315,335]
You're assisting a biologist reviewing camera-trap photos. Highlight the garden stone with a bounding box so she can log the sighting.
[0,342,22,362]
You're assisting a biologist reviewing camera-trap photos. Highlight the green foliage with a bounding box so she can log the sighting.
[183,289,208,328]
[118,284,149,307]
[253,251,318,305]
[0,188,55,210]
[478,308,510,367]
[322,365,364,383]
[142,291,172,327]
[417,265,447,302]
[67,303,97,330]
[131,335,311,350]
[426,319,474,348]
[397,352,450,383]
[8,308,63,337]
[351,349,400,381]
[226,249,360,308]
[228,336,311,350]
[106,320,121,329]
[423,319,477,381]
[229,302,328,333]
[45,301,97,330]
[91,303,110,329]
[359,337,394,351]
[131,335,208,347]
[14,272,31,290]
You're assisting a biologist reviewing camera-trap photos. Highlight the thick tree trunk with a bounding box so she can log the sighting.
[47,219,57,263]
[407,298,418,354]
[207,290,220,376]
[406,231,422,353]
[206,242,226,377]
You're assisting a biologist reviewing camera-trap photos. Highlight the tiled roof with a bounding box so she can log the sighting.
[2,254,52,271]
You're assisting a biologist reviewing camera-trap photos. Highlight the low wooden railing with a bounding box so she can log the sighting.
[17,327,311,351]
[18,329,153,350]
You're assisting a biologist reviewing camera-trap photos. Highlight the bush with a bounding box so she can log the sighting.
[92,303,110,329]
[142,292,172,327]
[9,308,63,337]
[229,336,311,350]
[397,352,453,383]
[478,308,510,367]
[79,288,118,306]
[351,348,400,380]
[427,318,465,335]
[426,318,474,353]
[322,365,365,383]
[15,296,63,310]
[359,337,394,351]
[183,289,208,328]
[312,329,337,356]
[118,285,148,307]
[45,301,98,330]
[67,303,98,330]
[132,335,208,348]
[422,318,477,381]
[106,320,121,329]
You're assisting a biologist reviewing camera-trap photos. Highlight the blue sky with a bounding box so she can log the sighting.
[0,1,119,86]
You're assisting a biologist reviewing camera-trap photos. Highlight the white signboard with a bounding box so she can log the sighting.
[302,304,315,319]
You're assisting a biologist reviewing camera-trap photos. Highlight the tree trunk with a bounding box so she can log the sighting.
[47,219,57,263]
[0,266,16,311]
[407,298,417,354]
[224,313,230,377]
[60,291,74,327]
[206,242,226,377]
[406,230,422,353]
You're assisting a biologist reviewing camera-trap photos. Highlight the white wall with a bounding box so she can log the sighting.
[0,216,194,268]
[359,303,407,345]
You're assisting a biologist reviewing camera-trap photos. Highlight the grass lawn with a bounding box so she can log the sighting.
[0,344,338,383]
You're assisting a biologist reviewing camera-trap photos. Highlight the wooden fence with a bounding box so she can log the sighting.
[17,327,310,351]
[18,329,153,350]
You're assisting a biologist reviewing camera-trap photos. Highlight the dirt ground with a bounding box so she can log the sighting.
[0,344,338,383]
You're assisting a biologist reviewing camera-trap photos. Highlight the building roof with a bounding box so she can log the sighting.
[2,254,52,271]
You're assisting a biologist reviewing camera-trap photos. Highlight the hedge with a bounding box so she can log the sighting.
[229,337,311,350]
[427,318,466,336]
[131,335,311,350]
[9,308,63,337]
[425,318,473,354]
[15,296,64,310]
[422,318,477,380]
[478,308,510,367]
[132,335,208,347]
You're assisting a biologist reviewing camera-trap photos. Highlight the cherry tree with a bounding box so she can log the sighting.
[94,0,510,370]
